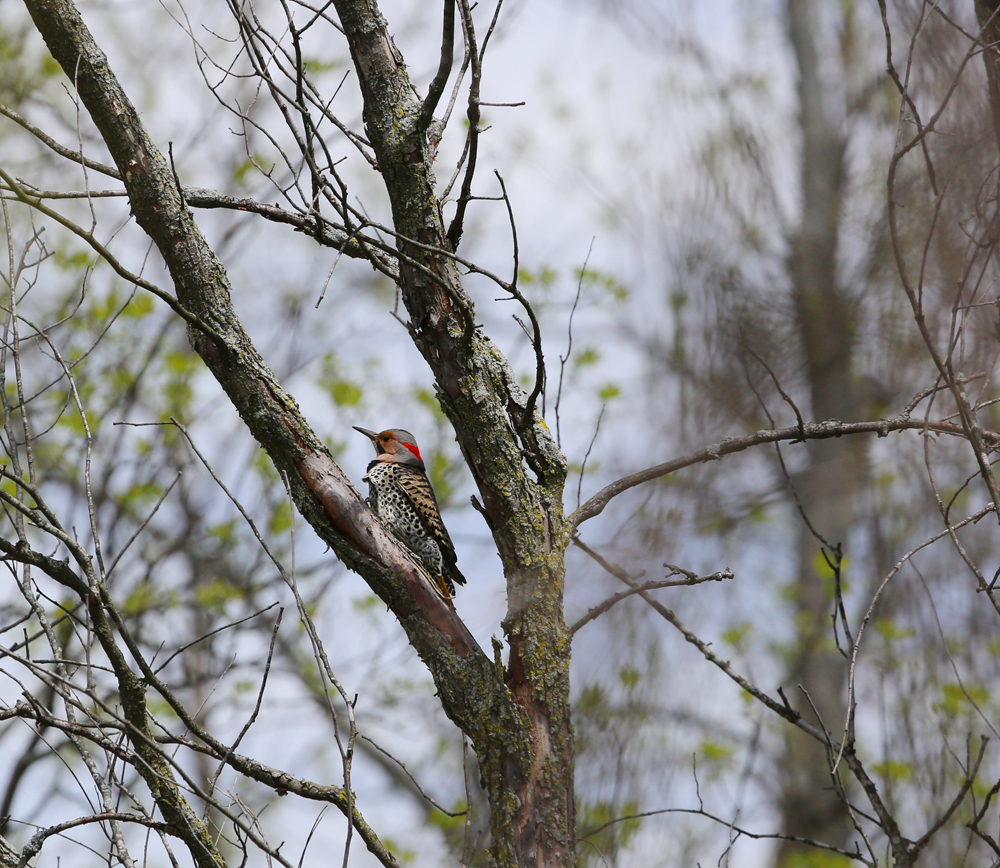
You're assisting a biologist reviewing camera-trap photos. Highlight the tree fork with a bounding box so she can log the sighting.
[330,0,575,862]
[22,0,576,863]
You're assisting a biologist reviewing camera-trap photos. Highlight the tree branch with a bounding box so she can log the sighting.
[568,567,733,636]
[570,415,1000,526]
[417,0,456,132]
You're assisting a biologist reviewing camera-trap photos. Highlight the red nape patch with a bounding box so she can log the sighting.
[403,442,423,462]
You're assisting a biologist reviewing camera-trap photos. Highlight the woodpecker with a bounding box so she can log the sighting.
[353,426,466,598]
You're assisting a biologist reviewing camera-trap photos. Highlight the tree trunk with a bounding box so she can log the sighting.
[775,0,859,862]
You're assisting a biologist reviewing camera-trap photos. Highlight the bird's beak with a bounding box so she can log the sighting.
[353,426,382,453]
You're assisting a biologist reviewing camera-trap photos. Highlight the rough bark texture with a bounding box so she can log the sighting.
[776,0,859,862]
[21,0,574,865]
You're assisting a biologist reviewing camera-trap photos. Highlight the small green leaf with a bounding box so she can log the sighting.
[577,684,606,715]
[268,501,292,535]
[208,520,237,544]
[873,760,912,781]
[936,682,988,717]
[119,480,163,508]
[698,740,731,762]
[518,266,558,287]
[165,350,195,374]
[122,581,159,615]
[195,578,241,610]
[123,294,155,319]
[874,618,915,641]
[328,380,362,406]
[619,666,640,689]
[722,622,751,649]
[353,594,380,612]
[428,803,467,831]
[41,54,62,77]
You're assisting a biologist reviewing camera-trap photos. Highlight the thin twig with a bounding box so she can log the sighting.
[555,239,594,446]
[568,568,732,635]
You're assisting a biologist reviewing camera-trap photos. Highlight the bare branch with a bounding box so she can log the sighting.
[571,415,1000,526]
[568,565,733,636]
[418,0,456,132]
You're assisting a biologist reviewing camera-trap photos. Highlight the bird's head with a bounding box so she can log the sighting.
[353,426,425,469]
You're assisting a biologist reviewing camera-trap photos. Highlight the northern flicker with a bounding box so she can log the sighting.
[353,426,466,597]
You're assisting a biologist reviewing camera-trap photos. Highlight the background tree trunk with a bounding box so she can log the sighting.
[776,0,860,861]
[976,0,1000,151]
